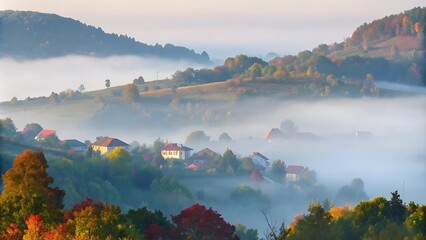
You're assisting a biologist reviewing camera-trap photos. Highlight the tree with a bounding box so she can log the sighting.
[77,84,85,92]
[0,118,17,138]
[66,198,123,239]
[48,92,59,104]
[106,148,132,174]
[218,132,232,143]
[335,178,369,205]
[105,79,111,88]
[215,149,239,173]
[271,159,286,183]
[122,83,140,102]
[235,224,258,240]
[133,165,163,189]
[125,206,171,238]
[133,76,145,84]
[22,123,43,141]
[150,176,193,215]
[0,150,65,229]
[172,204,239,240]
[185,130,210,146]
[280,119,297,138]
[230,185,270,207]
[287,203,333,240]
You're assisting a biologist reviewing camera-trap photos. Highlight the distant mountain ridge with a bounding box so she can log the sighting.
[0,10,210,63]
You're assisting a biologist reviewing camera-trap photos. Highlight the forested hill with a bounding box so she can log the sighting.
[323,7,425,59]
[0,10,210,62]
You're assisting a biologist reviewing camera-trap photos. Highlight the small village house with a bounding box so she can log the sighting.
[189,148,218,168]
[91,137,129,155]
[161,143,193,160]
[63,139,87,152]
[250,152,270,171]
[35,129,56,141]
[263,128,285,141]
[286,165,305,182]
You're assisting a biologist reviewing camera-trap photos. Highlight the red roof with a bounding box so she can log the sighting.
[162,143,193,151]
[36,129,56,139]
[192,148,218,159]
[185,164,197,170]
[286,165,305,174]
[92,137,129,147]
[251,152,269,160]
[263,128,284,139]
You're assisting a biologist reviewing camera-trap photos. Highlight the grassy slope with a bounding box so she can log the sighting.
[328,36,422,59]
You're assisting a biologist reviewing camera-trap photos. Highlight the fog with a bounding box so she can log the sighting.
[1,60,425,233]
[0,56,211,101]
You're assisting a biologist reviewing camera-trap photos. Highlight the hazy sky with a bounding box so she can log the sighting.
[2,0,424,59]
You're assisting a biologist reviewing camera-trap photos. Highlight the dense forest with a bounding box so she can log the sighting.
[0,10,210,63]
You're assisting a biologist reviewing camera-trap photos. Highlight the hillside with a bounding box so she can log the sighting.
[324,7,425,60]
[0,10,210,63]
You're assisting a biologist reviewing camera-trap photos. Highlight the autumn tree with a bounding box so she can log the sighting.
[0,150,65,230]
[65,198,124,239]
[286,203,333,240]
[172,204,239,240]
[106,148,132,174]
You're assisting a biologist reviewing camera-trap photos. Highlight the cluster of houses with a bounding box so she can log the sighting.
[34,129,308,183]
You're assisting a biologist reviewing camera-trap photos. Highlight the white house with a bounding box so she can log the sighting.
[286,165,305,182]
[161,143,193,160]
[92,137,129,155]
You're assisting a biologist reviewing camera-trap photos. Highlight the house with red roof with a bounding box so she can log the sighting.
[188,148,218,169]
[286,165,305,182]
[161,143,193,160]
[35,129,56,141]
[250,152,270,171]
[263,128,285,141]
[91,137,129,155]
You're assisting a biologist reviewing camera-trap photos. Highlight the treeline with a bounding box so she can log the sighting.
[0,149,425,239]
[344,7,424,48]
[0,10,210,62]
[276,191,426,240]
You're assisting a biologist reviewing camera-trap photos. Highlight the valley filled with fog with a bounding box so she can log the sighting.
[0,56,425,234]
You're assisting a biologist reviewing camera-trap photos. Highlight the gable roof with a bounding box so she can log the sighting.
[162,143,193,151]
[63,139,85,147]
[251,152,269,160]
[92,137,129,147]
[263,128,284,139]
[192,148,218,159]
[287,165,305,174]
[36,129,56,139]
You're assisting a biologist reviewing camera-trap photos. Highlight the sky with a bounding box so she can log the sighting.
[2,0,425,59]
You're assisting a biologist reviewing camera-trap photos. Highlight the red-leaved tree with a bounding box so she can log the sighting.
[171,203,239,240]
